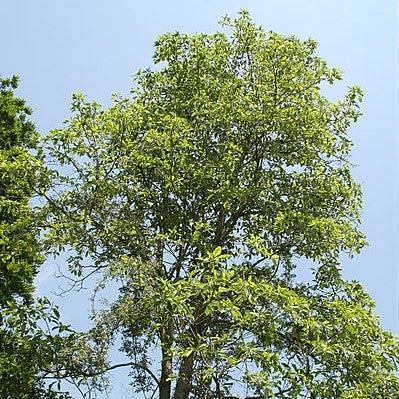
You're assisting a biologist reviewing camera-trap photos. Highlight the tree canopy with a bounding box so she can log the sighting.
[0,76,79,399]
[6,11,399,399]
[0,75,41,305]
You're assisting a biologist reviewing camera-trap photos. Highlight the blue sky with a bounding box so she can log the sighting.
[1,0,398,397]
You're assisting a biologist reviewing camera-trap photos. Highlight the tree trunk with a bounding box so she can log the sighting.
[159,318,173,399]
[159,345,172,399]
[173,353,195,399]
[157,234,172,399]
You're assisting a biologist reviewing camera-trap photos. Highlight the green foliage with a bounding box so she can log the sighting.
[0,298,75,399]
[0,76,42,305]
[153,260,399,397]
[0,77,81,399]
[42,11,398,399]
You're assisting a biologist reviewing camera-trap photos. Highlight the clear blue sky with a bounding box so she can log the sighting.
[1,0,398,397]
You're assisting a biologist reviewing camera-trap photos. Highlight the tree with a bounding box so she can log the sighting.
[42,11,399,399]
[0,76,82,399]
[0,75,41,305]
[0,75,48,397]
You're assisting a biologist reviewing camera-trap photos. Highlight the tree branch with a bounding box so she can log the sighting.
[81,361,160,386]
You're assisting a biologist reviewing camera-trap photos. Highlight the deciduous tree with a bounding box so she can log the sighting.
[43,12,399,399]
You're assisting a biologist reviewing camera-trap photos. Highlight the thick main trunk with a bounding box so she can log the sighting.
[157,235,172,399]
[159,345,172,399]
[159,318,173,399]
[173,353,195,399]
